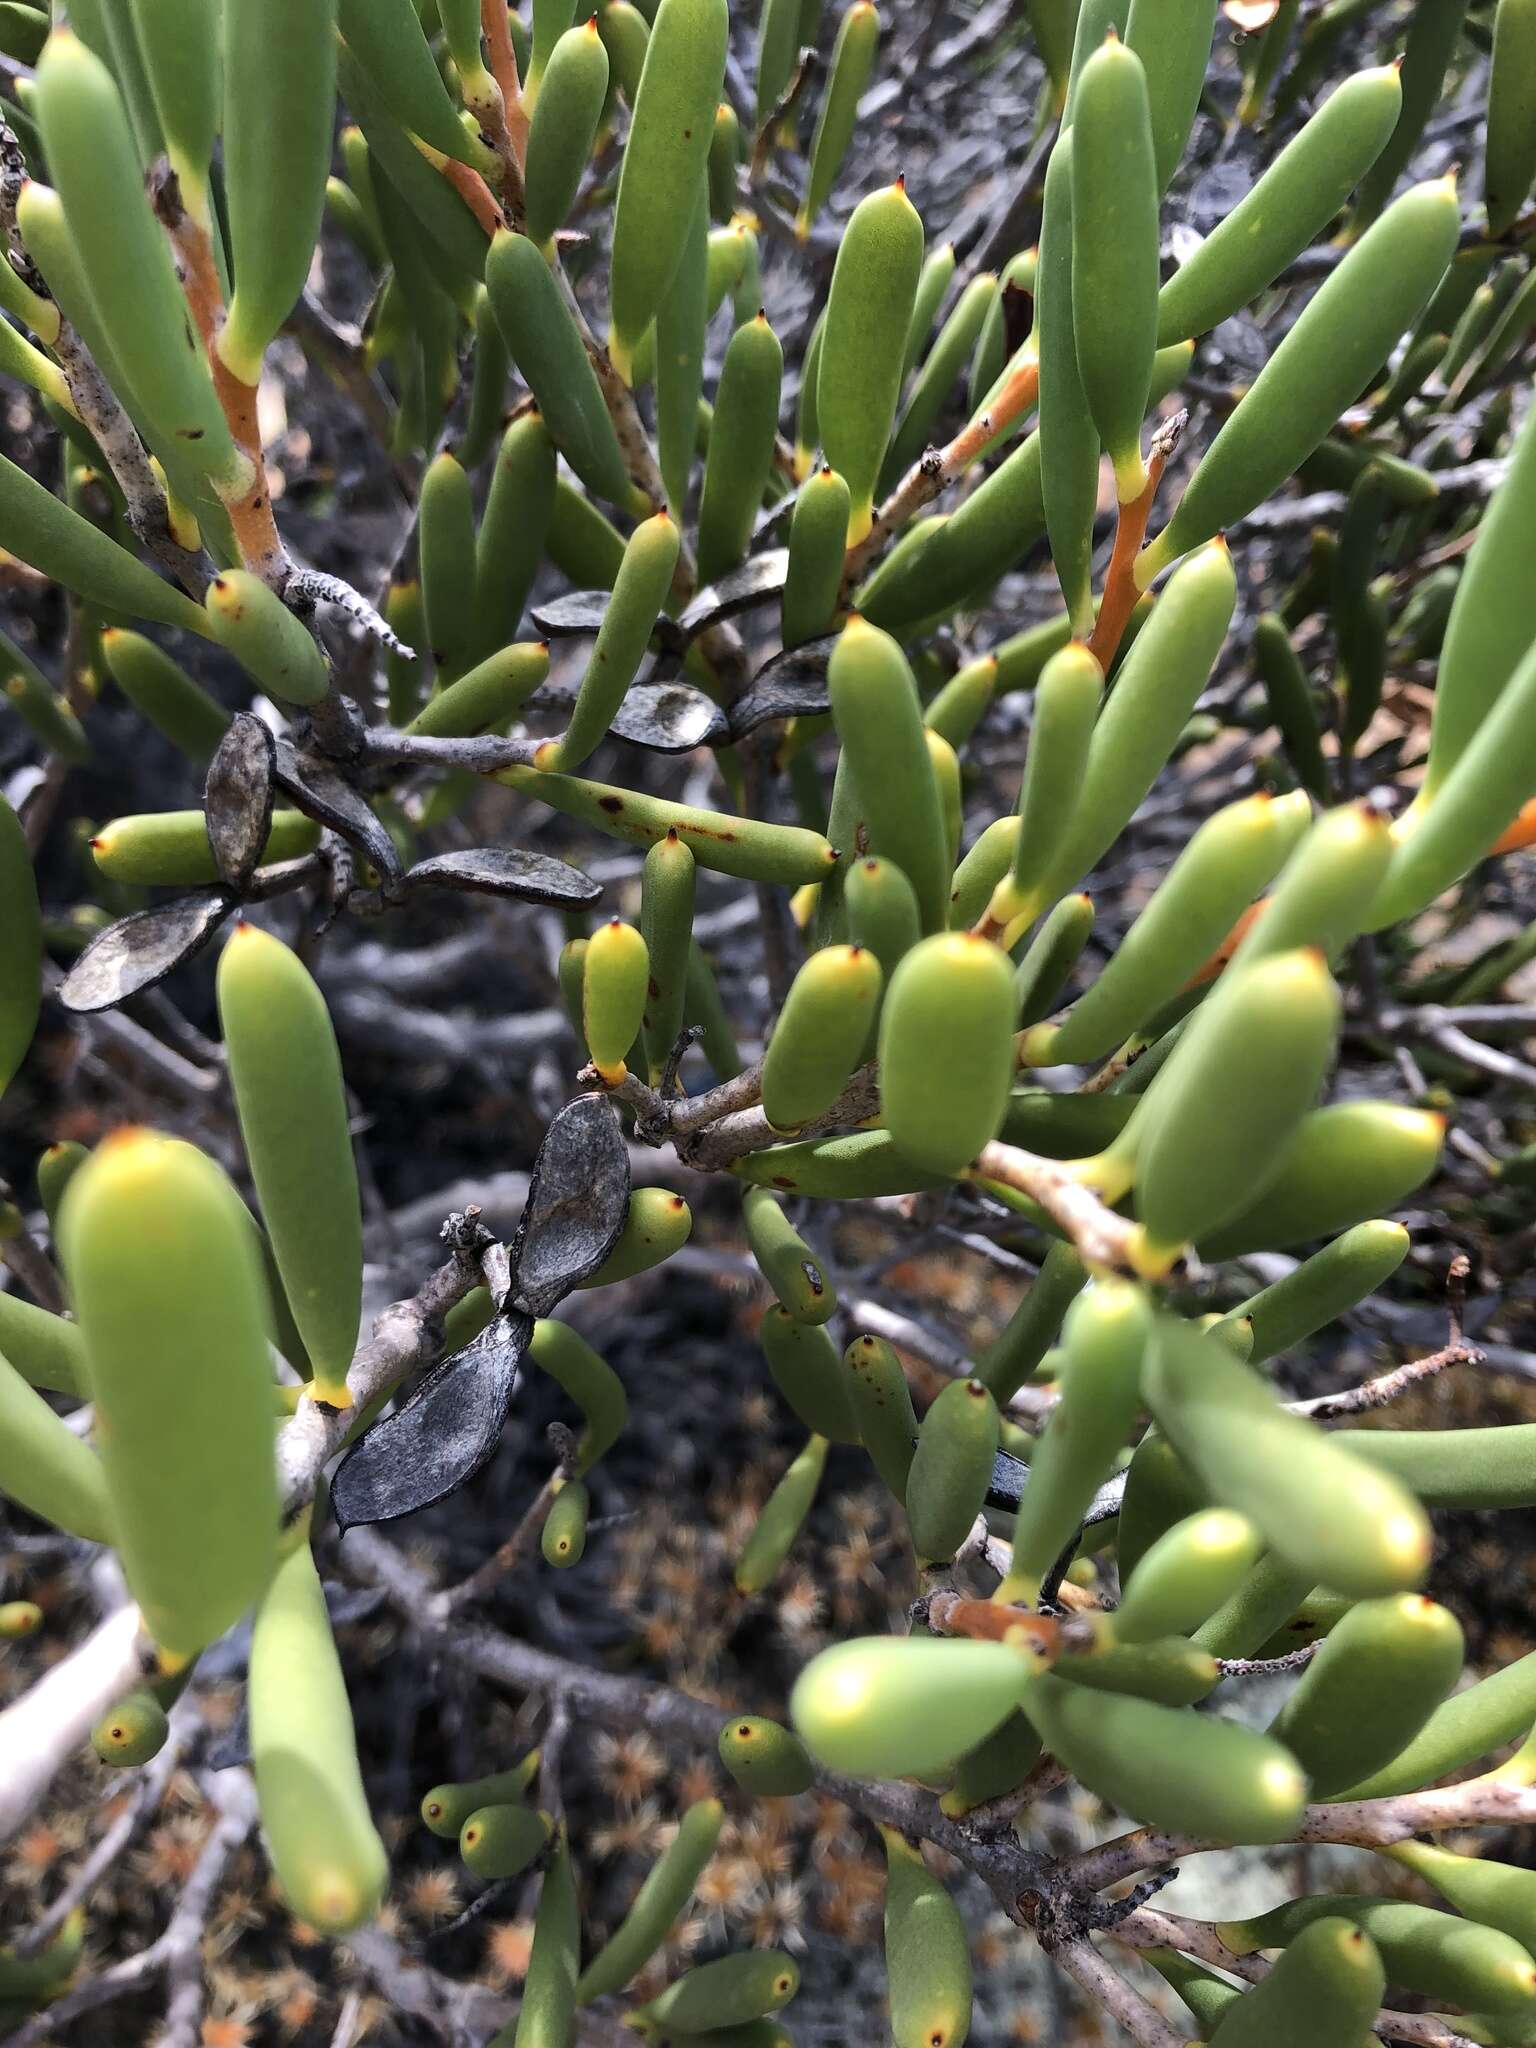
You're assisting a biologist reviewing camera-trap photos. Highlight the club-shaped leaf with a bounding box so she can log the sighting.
[330,1311,534,1532]
[59,890,234,1012]
[205,713,276,892]
[509,1092,630,1316]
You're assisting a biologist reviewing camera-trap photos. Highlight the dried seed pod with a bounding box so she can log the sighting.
[633,1952,800,2035]
[528,1318,627,1473]
[734,1432,828,1593]
[580,1188,693,1289]
[91,1689,169,1767]
[248,1535,388,1933]
[1219,1220,1409,1365]
[487,231,635,508]
[744,1189,837,1325]
[90,808,319,887]
[101,630,229,762]
[404,643,551,738]
[791,1635,1040,1779]
[526,19,610,247]
[577,1798,724,2001]
[218,926,361,1410]
[697,315,783,587]
[498,763,839,885]
[582,918,649,1086]
[204,572,329,706]
[1268,1594,1464,1797]
[906,1378,1000,1566]
[607,0,729,377]
[421,1753,541,1838]
[1143,1311,1431,1599]
[1207,1917,1385,2047]
[1001,1279,1149,1604]
[881,1828,971,2048]
[552,515,681,772]
[1140,177,1460,583]
[1071,35,1159,500]
[1156,65,1402,344]
[879,934,1016,1173]
[818,181,924,542]
[1023,1675,1306,1843]
[1221,1896,1536,2016]
[798,1,881,235]
[0,1349,113,1542]
[460,1802,553,1878]
[1116,1510,1262,1645]
[542,1478,590,1567]
[219,0,339,382]
[63,1132,278,1647]
[1195,1101,1444,1258]
[718,1716,814,1797]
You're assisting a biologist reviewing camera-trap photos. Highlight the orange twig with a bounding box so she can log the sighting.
[482,0,530,170]
[1182,898,1267,993]
[440,156,508,238]
[1087,409,1186,672]
[167,204,287,587]
[1490,798,1536,857]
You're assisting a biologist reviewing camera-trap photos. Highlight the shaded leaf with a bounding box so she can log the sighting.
[274,741,403,884]
[403,846,601,906]
[330,1312,534,1532]
[610,681,729,753]
[726,636,838,738]
[205,712,276,891]
[678,548,789,641]
[206,1697,250,1771]
[59,889,234,1012]
[531,589,687,654]
[510,1092,629,1317]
